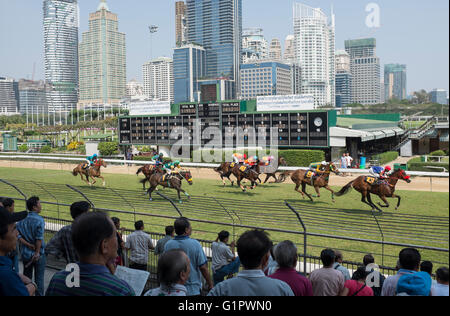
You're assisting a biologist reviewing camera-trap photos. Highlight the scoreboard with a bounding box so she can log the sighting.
[119,102,330,148]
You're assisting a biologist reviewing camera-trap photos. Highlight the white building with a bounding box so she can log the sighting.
[293,3,336,107]
[284,35,295,64]
[269,38,282,61]
[126,79,145,100]
[0,77,19,115]
[242,28,269,64]
[142,57,174,103]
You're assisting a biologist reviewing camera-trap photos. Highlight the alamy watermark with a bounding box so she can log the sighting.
[366,3,381,28]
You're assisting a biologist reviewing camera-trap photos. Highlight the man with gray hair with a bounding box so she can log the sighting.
[333,250,351,281]
[144,249,191,296]
[269,240,313,296]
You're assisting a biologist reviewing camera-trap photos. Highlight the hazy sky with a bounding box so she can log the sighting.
[0,0,448,95]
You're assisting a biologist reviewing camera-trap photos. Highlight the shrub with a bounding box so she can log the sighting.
[98,142,119,156]
[278,149,325,167]
[39,145,52,154]
[408,162,449,172]
[430,150,446,157]
[373,151,399,165]
[18,144,28,152]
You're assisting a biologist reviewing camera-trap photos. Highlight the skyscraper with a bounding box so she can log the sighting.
[293,3,336,107]
[0,77,19,115]
[335,50,352,107]
[345,38,381,105]
[142,57,174,102]
[269,38,282,61]
[43,0,79,114]
[185,0,242,99]
[430,89,448,105]
[242,28,268,64]
[175,1,187,47]
[384,64,407,100]
[284,35,295,64]
[78,0,126,107]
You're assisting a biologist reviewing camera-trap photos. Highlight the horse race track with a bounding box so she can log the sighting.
[0,165,448,268]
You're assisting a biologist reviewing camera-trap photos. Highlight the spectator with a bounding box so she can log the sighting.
[363,254,385,296]
[2,198,20,273]
[420,261,434,277]
[341,153,348,169]
[333,250,351,281]
[432,267,449,296]
[46,201,91,264]
[46,212,135,296]
[164,217,214,296]
[0,207,35,296]
[208,230,294,296]
[211,230,240,285]
[309,248,345,296]
[111,217,125,266]
[381,248,422,296]
[346,153,354,169]
[144,249,191,296]
[16,196,46,296]
[396,271,432,296]
[155,226,175,256]
[264,244,278,276]
[125,220,154,271]
[269,240,313,296]
[340,266,374,296]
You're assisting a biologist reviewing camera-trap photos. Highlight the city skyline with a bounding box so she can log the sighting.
[0,0,448,96]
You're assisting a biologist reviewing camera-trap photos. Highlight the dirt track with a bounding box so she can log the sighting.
[0,160,448,193]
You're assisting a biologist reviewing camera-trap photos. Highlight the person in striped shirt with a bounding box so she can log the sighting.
[45,212,135,296]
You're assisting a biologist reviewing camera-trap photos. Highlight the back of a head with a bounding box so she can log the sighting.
[158,249,189,286]
[363,254,375,266]
[420,261,434,276]
[72,212,114,258]
[237,230,272,269]
[70,201,91,220]
[1,198,14,209]
[321,248,336,267]
[218,231,230,242]
[352,266,370,281]
[274,240,298,269]
[174,217,190,236]
[135,220,144,231]
[399,248,421,271]
[165,226,174,236]
[334,250,343,261]
[436,267,449,283]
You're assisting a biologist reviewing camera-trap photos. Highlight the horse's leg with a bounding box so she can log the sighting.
[302,183,314,202]
[99,175,106,187]
[177,187,190,203]
[324,185,336,203]
[361,190,376,211]
[377,195,390,208]
[238,176,246,192]
[367,193,383,213]
[312,186,321,198]
[227,175,234,186]
[294,183,305,199]
[392,194,401,210]
[147,185,156,201]
[263,174,270,184]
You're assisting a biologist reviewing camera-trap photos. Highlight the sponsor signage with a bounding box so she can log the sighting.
[129,101,171,116]
[257,95,316,112]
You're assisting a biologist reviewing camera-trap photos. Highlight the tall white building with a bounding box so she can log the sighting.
[242,28,268,64]
[126,79,145,100]
[284,35,295,64]
[293,3,335,107]
[142,57,174,103]
[269,38,282,61]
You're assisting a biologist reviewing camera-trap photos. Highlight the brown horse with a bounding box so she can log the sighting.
[72,159,108,186]
[214,162,235,187]
[290,162,341,202]
[136,164,163,190]
[259,157,288,184]
[231,164,261,192]
[146,169,193,203]
[335,169,412,212]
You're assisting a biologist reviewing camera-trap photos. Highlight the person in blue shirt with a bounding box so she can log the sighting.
[369,165,392,180]
[85,154,98,169]
[152,153,165,166]
[0,207,36,296]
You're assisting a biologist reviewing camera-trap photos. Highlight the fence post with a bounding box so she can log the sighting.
[371,211,385,267]
[155,192,183,217]
[285,201,308,275]
[0,179,28,200]
[212,197,239,242]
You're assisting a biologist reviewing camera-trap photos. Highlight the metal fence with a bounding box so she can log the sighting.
[1,177,448,280]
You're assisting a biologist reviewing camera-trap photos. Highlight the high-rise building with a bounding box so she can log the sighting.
[284,35,295,64]
[18,80,50,118]
[269,38,282,61]
[78,0,126,107]
[430,89,448,105]
[185,0,242,99]
[0,77,19,115]
[384,64,407,100]
[173,44,206,103]
[175,1,187,47]
[240,61,292,100]
[345,38,381,105]
[293,3,336,107]
[335,50,351,73]
[126,79,145,100]
[335,50,352,107]
[43,0,79,114]
[242,28,268,64]
[142,57,174,102]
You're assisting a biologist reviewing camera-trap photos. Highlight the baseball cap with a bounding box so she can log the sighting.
[0,207,28,230]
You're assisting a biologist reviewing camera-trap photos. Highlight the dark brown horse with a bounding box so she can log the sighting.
[231,164,260,192]
[258,157,288,184]
[335,169,411,212]
[290,162,340,202]
[136,164,163,190]
[72,159,108,186]
[214,162,235,186]
[146,170,193,203]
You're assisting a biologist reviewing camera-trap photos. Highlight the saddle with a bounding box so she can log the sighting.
[230,162,236,168]
[306,171,314,179]
[365,176,376,185]
[239,165,249,173]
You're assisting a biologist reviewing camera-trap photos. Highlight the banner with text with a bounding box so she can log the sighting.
[257,95,316,112]
[129,101,171,116]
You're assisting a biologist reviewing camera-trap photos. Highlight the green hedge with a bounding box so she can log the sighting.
[430,150,446,157]
[373,151,399,165]
[408,162,449,172]
[18,144,28,152]
[278,149,325,167]
[98,142,119,156]
[39,145,52,154]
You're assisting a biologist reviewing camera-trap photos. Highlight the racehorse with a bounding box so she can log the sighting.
[335,169,411,212]
[136,164,163,190]
[72,159,108,187]
[230,164,260,192]
[146,169,193,203]
[214,162,235,187]
[290,162,340,202]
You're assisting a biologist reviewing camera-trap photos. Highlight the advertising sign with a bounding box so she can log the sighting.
[129,101,171,116]
[257,95,315,112]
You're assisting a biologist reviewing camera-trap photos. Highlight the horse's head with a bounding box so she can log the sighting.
[180,170,193,185]
[279,157,288,166]
[95,159,107,168]
[328,162,340,175]
[392,169,411,183]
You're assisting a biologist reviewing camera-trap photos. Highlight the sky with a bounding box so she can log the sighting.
[0,0,449,95]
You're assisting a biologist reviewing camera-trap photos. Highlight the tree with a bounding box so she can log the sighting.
[413,90,430,104]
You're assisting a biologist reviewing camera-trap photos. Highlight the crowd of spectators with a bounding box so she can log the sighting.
[0,196,449,297]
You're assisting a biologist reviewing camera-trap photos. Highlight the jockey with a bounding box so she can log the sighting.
[232,153,246,164]
[152,152,164,167]
[369,166,392,180]
[308,161,328,182]
[248,156,259,170]
[85,154,98,169]
[163,160,181,177]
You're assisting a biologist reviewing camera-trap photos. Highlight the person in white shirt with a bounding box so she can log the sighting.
[212,231,240,285]
[345,153,354,169]
[432,267,449,296]
[125,221,154,271]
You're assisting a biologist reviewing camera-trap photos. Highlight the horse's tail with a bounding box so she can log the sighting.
[136,167,144,176]
[140,178,148,184]
[335,180,355,197]
[214,163,225,173]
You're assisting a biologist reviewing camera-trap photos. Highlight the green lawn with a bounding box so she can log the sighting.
[1,166,448,268]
